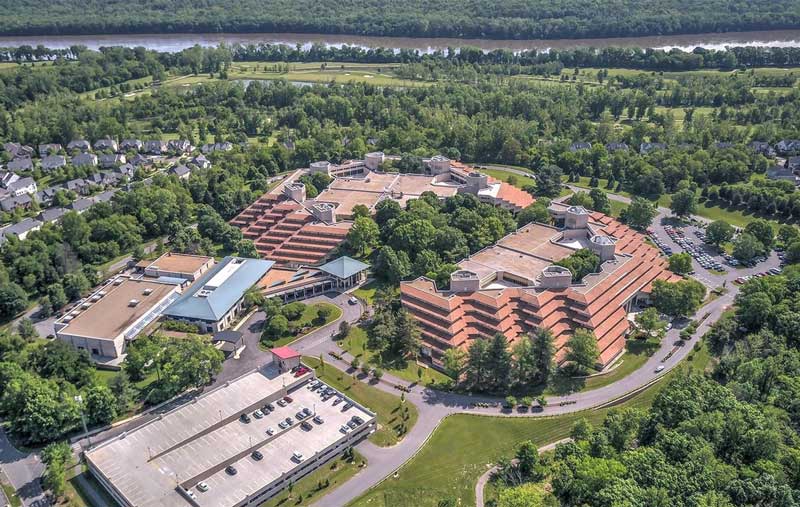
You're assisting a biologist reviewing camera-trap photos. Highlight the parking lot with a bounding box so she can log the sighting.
[649,217,784,289]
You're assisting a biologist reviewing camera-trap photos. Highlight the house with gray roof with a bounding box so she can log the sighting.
[98,154,126,168]
[605,142,628,151]
[71,153,98,167]
[569,142,592,152]
[7,157,33,172]
[163,256,273,333]
[7,177,36,196]
[0,194,33,212]
[192,154,211,169]
[640,142,667,154]
[0,218,41,241]
[93,190,117,204]
[168,164,191,179]
[41,155,67,171]
[168,139,192,154]
[94,138,119,152]
[143,140,167,154]
[115,163,136,177]
[317,256,370,289]
[130,154,149,167]
[3,143,34,159]
[0,171,20,189]
[201,142,233,154]
[34,186,60,206]
[67,140,91,152]
[120,139,143,152]
[39,143,63,156]
[776,140,800,155]
[69,197,93,213]
[38,207,67,223]
[63,178,91,195]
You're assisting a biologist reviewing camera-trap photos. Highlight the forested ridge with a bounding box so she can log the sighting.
[0,0,799,39]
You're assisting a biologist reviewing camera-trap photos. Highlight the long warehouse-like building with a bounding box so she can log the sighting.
[400,202,682,367]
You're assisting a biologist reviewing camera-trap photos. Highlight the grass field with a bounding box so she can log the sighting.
[348,341,712,507]
[304,356,418,447]
[480,168,536,189]
[339,327,452,387]
[259,451,365,507]
[260,302,342,348]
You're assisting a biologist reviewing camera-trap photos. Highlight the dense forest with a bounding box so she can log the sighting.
[0,0,799,40]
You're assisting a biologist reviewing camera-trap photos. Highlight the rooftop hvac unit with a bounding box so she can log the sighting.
[129,299,140,307]
[143,288,153,295]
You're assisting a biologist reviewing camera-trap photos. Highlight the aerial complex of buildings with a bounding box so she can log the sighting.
[87,350,376,507]
[400,202,682,367]
[231,152,533,265]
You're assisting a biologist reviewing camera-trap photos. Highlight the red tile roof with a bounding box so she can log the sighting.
[270,346,300,360]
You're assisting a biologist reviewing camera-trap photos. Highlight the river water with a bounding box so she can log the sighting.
[2,29,800,53]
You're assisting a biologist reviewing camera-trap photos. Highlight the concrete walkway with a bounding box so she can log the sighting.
[474,438,571,507]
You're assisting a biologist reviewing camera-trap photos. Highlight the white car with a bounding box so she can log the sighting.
[266,427,275,436]
[655,365,665,373]
[196,482,209,492]
[292,451,304,462]
[348,296,358,305]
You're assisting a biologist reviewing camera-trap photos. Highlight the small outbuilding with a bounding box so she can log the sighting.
[212,329,244,353]
[270,346,301,372]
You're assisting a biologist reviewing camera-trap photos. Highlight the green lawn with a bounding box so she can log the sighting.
[609,199,627,218]
[304,356,418,447]
[480,168,536,189]
[339,327,452,387]
[352,279,387,306]
[259,451,365,507]
[349,341,713,507]
[1,482,21,507]
[260,303,342,348]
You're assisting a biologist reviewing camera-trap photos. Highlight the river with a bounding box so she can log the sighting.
[3,29,800,53]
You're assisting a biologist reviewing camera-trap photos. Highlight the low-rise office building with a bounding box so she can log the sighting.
[162,256,273,333]
[135,252,216,282]
[54,277,180,360]
[86,362,376,507]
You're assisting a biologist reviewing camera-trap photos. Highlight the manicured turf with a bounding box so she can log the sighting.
[480,168,536,189]
[261,302,342,348]
[339,327,452,387]
[348,341,713,507]
[259,451,365,507]
[304,356,418,447]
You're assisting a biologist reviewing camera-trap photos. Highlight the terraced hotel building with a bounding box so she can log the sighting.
[231,153,533,266]
[401,202,681,368]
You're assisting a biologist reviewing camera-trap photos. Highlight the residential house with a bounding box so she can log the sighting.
[749,141,775,157]
[93,190,117,204]
[714,141,734,149]
[67,140,91,152]
[63,178,91,195]
[0,218,41,242]
[169,164,191,179]
[766,166,800,185]
[0,194,33,212]
[787,156,800,171]
[3,143,34,159]
[191,154,211,169]
[69,198,93,213]
[39,143,63,156]
[34,186,60,206]
[143,140,167,154]
[130,154,149,167]
[38,207,67,223]
[98,154,126,168]
[0,171,20,189]
[569,142,592,152]
[282,140,295,150]
[201,142,233,154]
[71,153,98,167]
[120,139,143,152]
[776,139,800,155]
[115,163,136,178]
[640,142,667,154]
[6,177,37,197]
[7,158,33,172]
[605,142,628,151]
[167,139,192,154]
[94,138,119,152]
[41,155,67,171]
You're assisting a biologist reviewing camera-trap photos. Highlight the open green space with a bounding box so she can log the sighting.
[260,302,342,348]
[1,483,21,507]
[259,451,365,507]
[349,341,712,507]
[304,356,418,447]
[352,279,386,306]
[339,327,452,387]
[480,168,536,189]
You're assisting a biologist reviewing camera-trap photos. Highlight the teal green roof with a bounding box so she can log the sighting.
[318,256,369,279]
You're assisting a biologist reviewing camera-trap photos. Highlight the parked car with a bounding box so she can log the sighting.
[196,482,209,492]
[225,465,237,475]
[313,415,324,424]
[292,451,304,462]
[239,413,251,424]
[655,365,665,373]
[252,450,264,461]
[284,395,293,403]
[253,409,264,419]
[277,399,287,407]
[348,297,358,305]
[301,421,313,430]
[266,427,275,436]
